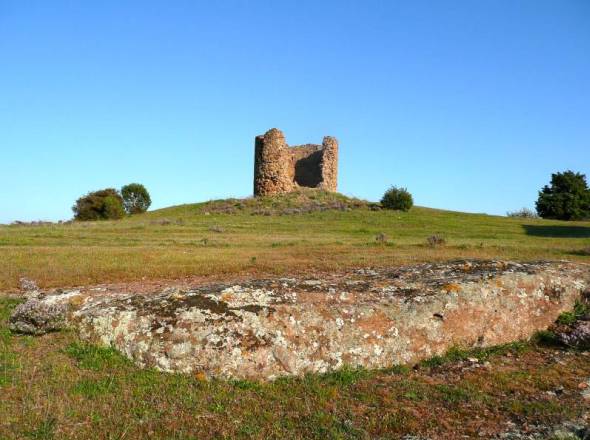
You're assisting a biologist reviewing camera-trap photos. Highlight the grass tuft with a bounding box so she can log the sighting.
[319,365,373,386]
[64,342,129,370]
[420,342,529,368]
[72,377,119,398]
[24,417,57,440]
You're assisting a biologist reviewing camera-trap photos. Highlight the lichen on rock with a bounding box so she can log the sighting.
[9,260,590,380]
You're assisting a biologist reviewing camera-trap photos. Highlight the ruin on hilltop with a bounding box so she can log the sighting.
[253,128,338,196]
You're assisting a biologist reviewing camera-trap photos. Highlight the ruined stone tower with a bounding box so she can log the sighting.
[253,128,338,196]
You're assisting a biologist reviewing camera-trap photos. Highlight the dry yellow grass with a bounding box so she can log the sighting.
[0,191,588,289]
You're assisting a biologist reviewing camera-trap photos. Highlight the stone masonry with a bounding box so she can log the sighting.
[254,128,338,196]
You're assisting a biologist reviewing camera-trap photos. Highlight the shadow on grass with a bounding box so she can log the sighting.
[522,224,590,238]
[568,248,590,257]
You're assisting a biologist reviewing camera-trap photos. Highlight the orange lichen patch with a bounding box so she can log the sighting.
[355,311,393,335]
[442,283,462,293]
[219,292,234,302]
[194,371,207,382]
[317,308,335,321]
[68,295,86,308]
[461,262,474,272]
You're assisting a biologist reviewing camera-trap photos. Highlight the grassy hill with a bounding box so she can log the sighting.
[0,190,589,289]
[2,191,590,439]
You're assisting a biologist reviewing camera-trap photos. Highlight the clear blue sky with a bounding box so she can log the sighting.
[1,1,589,223]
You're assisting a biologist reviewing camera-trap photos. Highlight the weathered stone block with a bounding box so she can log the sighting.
[10,261,589,380]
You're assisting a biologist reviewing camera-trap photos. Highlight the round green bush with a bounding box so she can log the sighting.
[72,188,126,221]
[381,186,413,211]
[121,183,152,215]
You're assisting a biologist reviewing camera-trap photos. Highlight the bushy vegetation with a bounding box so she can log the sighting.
[73,184,151,221]
[536,171,590,220]
[121,183,152,215]
[506,208,538,219]
[556,300,589,325]
[381,186,413,211]
[72,189,125,221]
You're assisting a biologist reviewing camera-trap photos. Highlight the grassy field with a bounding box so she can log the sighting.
[1,297,589,439]
[2,191,590,438]
[0,191,589,290]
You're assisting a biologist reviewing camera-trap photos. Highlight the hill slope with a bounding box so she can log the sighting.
[0,191,589,289]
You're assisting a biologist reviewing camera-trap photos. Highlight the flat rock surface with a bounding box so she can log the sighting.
[9,260,590,380]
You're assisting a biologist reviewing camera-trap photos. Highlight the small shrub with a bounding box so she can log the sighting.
[574,300,589,317]
[375,233,389,244]
[574,247,590,256]
[151,218,172,225]
[556,300,590,325]
[532,330,561,346]
[72,188,125,221]
[506,208,538,219]
[209,225,225,233]
[426,234,446,247]
[381,186,413,211]
[556,312,577,326]
[121,183,151,215]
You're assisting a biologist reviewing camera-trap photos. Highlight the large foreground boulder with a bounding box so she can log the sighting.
[9,260,590,380]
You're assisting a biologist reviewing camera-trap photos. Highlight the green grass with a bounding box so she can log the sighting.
[0,190,589,289]
[2,191,589,438]
[419,341,530,368]
[64,342,130,371]
[556,300,589,325]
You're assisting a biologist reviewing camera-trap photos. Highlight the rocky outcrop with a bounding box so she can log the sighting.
[9,261,589,380]
[556,320,590,349]
[9,295,73,335]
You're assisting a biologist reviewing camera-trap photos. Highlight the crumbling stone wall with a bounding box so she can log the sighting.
[254,128,338,196]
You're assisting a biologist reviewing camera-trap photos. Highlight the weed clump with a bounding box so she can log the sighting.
[573,247,590,256]
[64,342,129,370]
[375,233,389,244]
[506,208,539,218]
[426,234,446,247]
[556,300,589,325]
